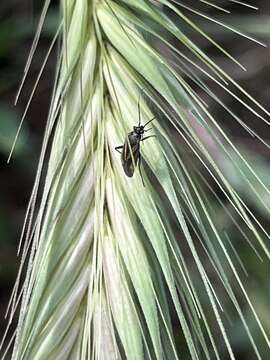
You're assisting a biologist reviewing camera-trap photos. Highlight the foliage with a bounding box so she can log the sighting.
[1,0,270,359]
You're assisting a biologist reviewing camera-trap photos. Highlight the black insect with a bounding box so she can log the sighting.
[115,101,155,186]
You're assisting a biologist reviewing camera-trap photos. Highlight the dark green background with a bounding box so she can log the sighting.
[0,0,269,358]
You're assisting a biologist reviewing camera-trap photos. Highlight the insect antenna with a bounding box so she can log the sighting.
[137,91,141,126]
[142,116,155,128]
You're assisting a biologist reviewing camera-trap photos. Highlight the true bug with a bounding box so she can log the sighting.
[115,100,155,186]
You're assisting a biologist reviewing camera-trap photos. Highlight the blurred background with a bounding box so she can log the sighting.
[0,0,269,358]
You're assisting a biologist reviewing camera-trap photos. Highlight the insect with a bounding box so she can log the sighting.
[115,101,155,186]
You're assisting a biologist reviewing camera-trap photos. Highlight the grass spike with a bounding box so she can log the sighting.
[2,1,270,359]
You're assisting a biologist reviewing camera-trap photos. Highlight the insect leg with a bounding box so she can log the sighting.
[144,127,153,132]
[138,153,145,187]
[141,135,156,142]
[115,145,124,154]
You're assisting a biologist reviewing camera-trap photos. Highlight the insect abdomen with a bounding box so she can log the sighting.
[123,162,135,177]
[121,135,140,177]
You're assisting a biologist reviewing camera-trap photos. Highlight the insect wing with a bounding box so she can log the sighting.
[121,139,140,177]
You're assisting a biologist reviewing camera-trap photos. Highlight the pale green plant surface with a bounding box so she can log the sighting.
[2,0,270,359]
